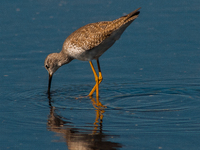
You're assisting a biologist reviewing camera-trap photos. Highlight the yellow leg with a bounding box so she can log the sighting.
[97,59,103,84]
[88,61,99,97]
[88,59,103,98]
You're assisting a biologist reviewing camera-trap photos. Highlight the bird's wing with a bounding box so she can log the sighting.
[64,7,140,50]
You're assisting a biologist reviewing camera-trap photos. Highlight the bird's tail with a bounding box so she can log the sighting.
[109,7,141,31]
[123,7,141,23]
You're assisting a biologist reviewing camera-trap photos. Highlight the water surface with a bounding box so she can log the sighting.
[1,0,200,149]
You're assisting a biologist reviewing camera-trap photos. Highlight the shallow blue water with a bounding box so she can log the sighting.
[1,0,200,149]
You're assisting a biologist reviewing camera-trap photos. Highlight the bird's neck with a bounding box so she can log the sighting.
[57,51,73,66]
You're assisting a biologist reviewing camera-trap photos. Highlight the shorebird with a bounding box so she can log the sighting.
[44,7,141,97]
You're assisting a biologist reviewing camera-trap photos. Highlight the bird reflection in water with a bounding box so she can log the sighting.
[47,95,122,150]
[90,96,106,135]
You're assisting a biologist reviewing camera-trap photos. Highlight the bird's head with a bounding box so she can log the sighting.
[44,53,62,76]
[44,53,62,94]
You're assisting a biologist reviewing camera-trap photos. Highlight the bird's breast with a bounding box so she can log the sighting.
[63,35,117,61]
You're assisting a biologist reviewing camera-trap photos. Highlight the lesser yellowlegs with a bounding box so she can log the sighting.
[44,7,141,97]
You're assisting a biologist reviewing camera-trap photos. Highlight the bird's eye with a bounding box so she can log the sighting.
[46,65,49,69]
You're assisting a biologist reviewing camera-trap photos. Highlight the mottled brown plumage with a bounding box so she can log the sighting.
[63,7,140,51]
[44,7,141,95]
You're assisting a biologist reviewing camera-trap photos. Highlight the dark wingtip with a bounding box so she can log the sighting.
[136,7,141,15]
[135,11,140,16]
[123,7,141,22]
[132,7,141,16]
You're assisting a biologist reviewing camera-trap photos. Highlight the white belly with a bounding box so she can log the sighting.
[66,36,117,61]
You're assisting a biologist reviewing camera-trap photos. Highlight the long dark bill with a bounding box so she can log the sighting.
[48,73,52,94]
